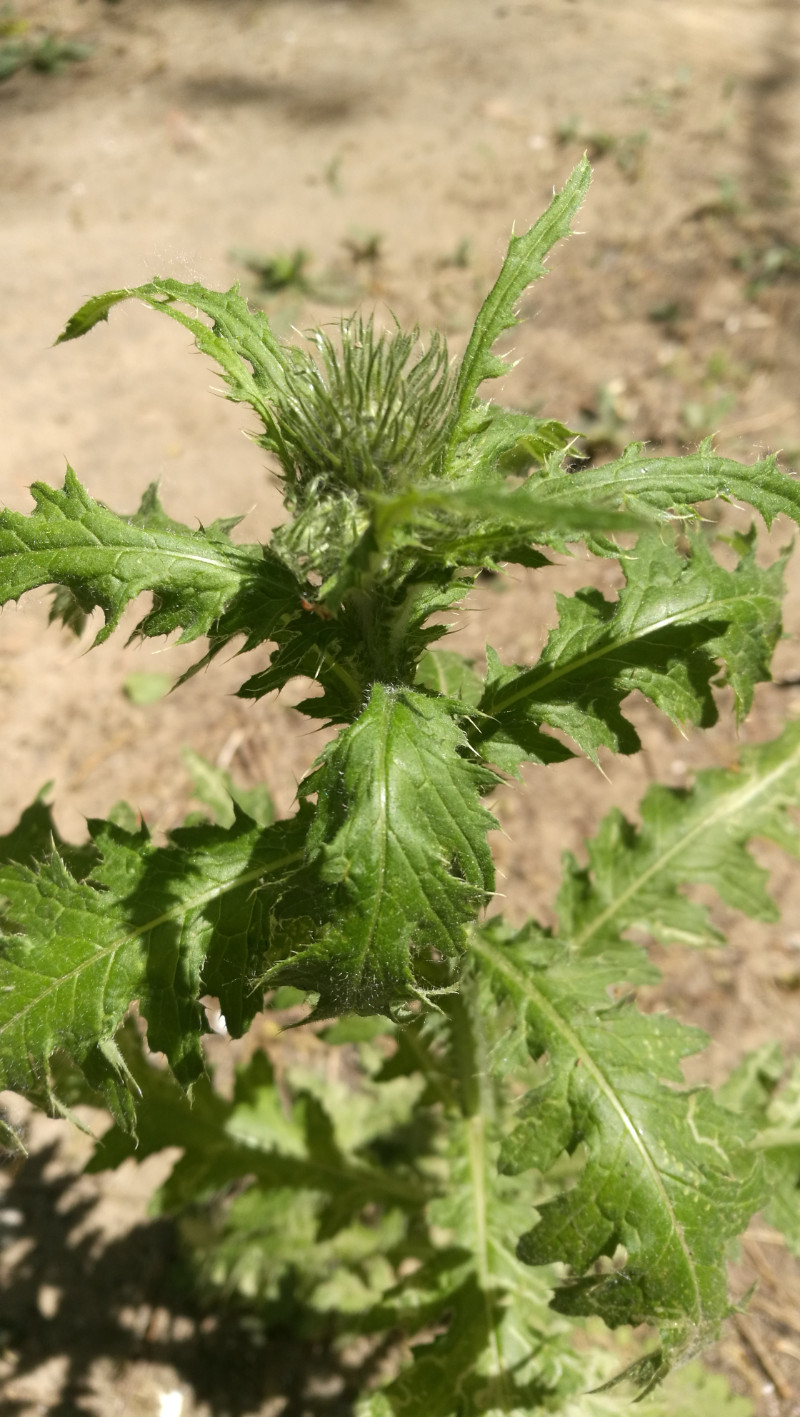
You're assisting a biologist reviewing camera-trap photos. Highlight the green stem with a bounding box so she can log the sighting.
[446,991,483,1120]
[401,1023,458,1111]
[445,988,512,1405]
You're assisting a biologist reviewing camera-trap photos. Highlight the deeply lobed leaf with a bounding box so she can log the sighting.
[558,717,800,953]
[472,924,766,1393]
[357,1000,544,1414]
[349,984,742,1416]
[88,1027,432,1326]
[476,529,788,772]
[718,1044,800,1256]
[57,277,292,451]
[0,806,306,1130]
[89,1027,429,1222]
[460,720,800,1389]
[526,439,800,539]
[267,685,498,1017]
[0,469,299,652]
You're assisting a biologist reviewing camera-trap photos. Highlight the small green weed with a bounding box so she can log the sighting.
[576,380,630,453]
[734,239,800,297]
[342,226,384,264]
[0,5,91,81]
[681,392,737,436]
[437,236,472,269]
[555,117,649,178]
[231,246,312,295]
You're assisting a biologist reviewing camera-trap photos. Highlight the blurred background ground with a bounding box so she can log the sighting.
[1,0,800,1412]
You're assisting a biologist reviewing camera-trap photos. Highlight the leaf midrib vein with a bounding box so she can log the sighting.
[485,591,771,718]
[0,846,305,1039]
[7,541,253,578]
[469,933,704,1323]
[573,741,800,952]
[353,693,393,981]
[533,460,798,510]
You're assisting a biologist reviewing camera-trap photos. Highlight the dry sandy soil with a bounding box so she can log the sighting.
[2,0,800,1412]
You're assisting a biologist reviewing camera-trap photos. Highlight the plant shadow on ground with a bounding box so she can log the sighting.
[175,72,371,125]
[0,1143,393,1416]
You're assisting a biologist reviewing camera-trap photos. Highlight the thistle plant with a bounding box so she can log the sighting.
[2,160,800,1411]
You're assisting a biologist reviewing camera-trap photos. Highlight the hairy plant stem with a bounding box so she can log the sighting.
[445,988,513,1407]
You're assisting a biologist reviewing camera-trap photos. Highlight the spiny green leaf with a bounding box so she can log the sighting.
[558,718,800,954]
[0,786,98,880]
[446,408,578,486]
[267,685,498,1017]
[446,158,591,453]
[0,469,300,653]
[476,530,787,772]
[408,1134,573,1415]
[235,601,367,718]
[0,809,307,1122]
[527,440,800,536]
[91,1028,428,1200]
[57,278,291,448]
[471,923,765,1394]
[365,479,643,565]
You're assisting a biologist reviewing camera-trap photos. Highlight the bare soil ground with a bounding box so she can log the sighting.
[2,0,800,1412]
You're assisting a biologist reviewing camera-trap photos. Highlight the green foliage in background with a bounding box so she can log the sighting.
[1,159,798,1412]
[0,5,91,81]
